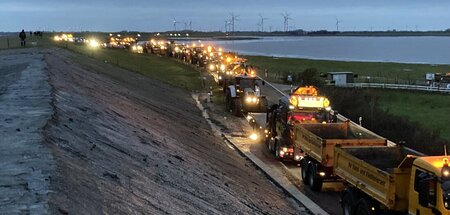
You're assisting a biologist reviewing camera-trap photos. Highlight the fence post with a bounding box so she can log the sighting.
[7,38,10,49]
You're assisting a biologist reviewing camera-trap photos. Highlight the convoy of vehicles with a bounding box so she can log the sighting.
[54,33,450,214]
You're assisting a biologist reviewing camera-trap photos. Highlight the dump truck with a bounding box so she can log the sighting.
[334,145,450,215]
[294,121,387,191]
[225,74,268,116]
[264,86,334,162]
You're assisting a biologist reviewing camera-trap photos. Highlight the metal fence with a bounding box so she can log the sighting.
[334,82,450,94]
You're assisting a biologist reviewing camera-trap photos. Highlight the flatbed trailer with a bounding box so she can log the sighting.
[294,121,387,191]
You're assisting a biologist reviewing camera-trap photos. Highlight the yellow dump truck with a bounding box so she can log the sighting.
[334,145,450,215]
[294,121,387,191]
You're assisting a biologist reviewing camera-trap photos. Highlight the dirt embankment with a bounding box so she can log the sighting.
[42,48,305,214]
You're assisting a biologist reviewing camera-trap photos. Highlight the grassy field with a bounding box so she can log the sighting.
[374,89,450,141]
[245,55,450,84]
[0,36,51,49]
[60,42,203,91]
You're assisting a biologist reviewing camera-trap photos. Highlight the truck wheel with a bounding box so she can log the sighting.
[225,91,232,111]
[342,190,357,215]
[267,138,274,152]
[259,97,268,113]
[232,99,242,117]
[355,199,376,215]
[274,144,281,160]
[307,164,323,191]
[300,159,309,183]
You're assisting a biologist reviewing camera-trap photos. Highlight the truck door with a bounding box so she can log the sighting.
[410,168,440,215]
[275,106,288,143]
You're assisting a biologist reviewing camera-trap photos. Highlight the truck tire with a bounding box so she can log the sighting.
[268,138,274,152]
[225,91,232,112]
[275,144,282,160]
[259,97,268,113]
[307,164,323,191]
[342,189,357,215]
[300,158,309,183]
[232,99,242,117]
[355,199,376,215]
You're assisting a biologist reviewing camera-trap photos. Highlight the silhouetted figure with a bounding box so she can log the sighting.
[19,30,26,47]
[29,31,32,37]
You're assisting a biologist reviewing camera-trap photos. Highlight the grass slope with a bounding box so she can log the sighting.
[62,42,202,91]
[375,90,450,141]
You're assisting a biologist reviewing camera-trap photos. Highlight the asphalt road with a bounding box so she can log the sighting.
[237,78,344,215]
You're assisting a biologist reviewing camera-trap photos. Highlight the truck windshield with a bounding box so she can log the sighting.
[238,79,255,89]
[442,181,450,209]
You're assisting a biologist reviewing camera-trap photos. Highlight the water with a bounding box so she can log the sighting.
[212,36,450,65]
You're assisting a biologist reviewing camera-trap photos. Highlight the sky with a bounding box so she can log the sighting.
[1,0,450,32]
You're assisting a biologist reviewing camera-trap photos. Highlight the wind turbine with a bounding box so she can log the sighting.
[172,16,178,31]
[259,14,268,32]
[225,19,231,32]
[335,18,342,32]
[281,12,292,32]
[229,13,239,32]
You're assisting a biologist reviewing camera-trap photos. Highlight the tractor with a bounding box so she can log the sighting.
[225,74,268,116]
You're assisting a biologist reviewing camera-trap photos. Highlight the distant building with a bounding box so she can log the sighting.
[430,73,450,89]
[325,72,356,86]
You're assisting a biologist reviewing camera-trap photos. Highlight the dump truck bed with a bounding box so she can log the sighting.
[294,122,387,167]
[333,146,422,211]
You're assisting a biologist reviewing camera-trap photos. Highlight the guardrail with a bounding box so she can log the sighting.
[334,83,450,94]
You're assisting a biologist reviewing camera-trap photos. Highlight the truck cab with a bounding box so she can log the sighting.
[409,156,450,215]
[265,86,332,162]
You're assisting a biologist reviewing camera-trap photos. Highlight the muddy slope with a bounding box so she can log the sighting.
[43,49,304,214]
